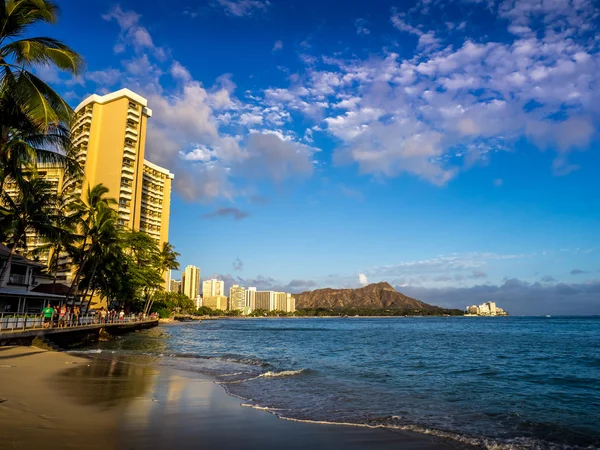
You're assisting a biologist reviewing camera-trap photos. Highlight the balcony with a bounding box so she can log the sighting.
[124,146,136,157]
[127,111,140,122]
[122,165,134,175]
[8,273,27,286]
[125,129,138,140]
[120,185,133,194]
[121,172,134,181]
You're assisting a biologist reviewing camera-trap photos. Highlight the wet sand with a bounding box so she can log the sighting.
[0,346,464,450]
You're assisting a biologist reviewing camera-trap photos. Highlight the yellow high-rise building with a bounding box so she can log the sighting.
[182,265,201,300]
[8,89,174,289]
[72,88,173,244]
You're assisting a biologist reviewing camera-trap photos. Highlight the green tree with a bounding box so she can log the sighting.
[0,0,84,190]
[64,183,117,307]
[34,175,83,288]
[0,175,56,285]
[144,241,180,314]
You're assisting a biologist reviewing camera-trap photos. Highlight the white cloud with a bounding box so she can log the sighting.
[272,40,283,52]
[170,61,192,82]
[355,18,370,35]
[215,0,270,17]
[358,273,369,285]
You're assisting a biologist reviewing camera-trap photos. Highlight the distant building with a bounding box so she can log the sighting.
[169,279,181,294]
[203,295,228,311]
[287,294,296,313]
[202,279,224,298]
[273,292,296,313]
[465,302,508,316]
[254,291,275,311]
[229,285,246,312]
[245,287,256,311]
[182,265,200,300]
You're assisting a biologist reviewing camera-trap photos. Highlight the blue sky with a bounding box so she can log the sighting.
[39,0,600,314]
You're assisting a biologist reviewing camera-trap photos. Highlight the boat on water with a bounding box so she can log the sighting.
[546,315,551,318]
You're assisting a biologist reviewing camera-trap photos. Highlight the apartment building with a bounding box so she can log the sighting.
[203,295,228,311]
[254,291,275,311]
[245,287,256,311]
[274,292,296,313]
[229,285,246,312]
[202,279,224,298]
[6,89,175,288]
[182,265,201,300]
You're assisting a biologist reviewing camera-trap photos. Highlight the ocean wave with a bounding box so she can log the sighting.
[166,352,270,368]
[68,349,103,354]
[266,415,585,450]
[240,403,285,412]
[258,369,310,378]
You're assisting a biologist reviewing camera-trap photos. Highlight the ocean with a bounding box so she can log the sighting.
[80,317,600,449]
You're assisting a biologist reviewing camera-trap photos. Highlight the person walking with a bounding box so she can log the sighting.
[73,306,80,326]
[41,304,54,328]
[119,309,125,322]
[100,307,107,324]
[58,304,66,328]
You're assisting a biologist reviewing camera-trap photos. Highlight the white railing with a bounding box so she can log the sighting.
[0,313,157,333]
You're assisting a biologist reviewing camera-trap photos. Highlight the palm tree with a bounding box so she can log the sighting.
[78,204,120,312]
[0,175,56,285]
[35,175,83,290]
[158,242,180,274]
[64,183,117,307]
[0,0,84,190]
[145,242,180,314]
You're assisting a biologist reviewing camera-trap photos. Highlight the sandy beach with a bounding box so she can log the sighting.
[0,346,465,450]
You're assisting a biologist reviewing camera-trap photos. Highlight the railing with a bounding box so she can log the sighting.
[0,313,157,333]
[8,274,27,285]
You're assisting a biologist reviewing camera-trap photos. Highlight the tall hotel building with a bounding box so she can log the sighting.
[202,279,225,298]
[7,89,175,285]
[72,89,174,245]
[182,265,201,300]
[229,285,246,312]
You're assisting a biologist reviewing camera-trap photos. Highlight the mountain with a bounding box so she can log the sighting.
[293,282,443,312]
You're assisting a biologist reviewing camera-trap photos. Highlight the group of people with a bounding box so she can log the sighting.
[41,304,82,328]
[40,304,159,328]
[96,307,127,324]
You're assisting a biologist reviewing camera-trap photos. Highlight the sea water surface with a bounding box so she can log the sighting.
[81,317,600,449]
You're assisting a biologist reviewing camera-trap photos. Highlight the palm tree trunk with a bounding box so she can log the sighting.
[0,229,24,287]
[65,235,89,309]
[0,244,16,287]
[84,287,96,315]
[80,259,100,312]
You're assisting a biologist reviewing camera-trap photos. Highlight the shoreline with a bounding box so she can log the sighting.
[0,346,466,450]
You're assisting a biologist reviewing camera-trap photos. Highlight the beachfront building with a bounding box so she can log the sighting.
[0,245,66,313]
[182,266,201,300]
[254,291,275,311]
[140,160,174,247]
[465,302,508,316]
[245,287,256,311]
[169,279,181,294]
[202,279,224,298]
[4,89,174,292]
[229,285,246,313]
[273,292,296,313]
[203,295,228,311]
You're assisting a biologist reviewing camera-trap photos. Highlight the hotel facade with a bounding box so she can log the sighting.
[6,89,174,287]
[182,265,201,300]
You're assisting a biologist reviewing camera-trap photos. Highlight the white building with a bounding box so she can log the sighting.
[254,291,275,311]
[181,265,200,300]
[245,287,256,311]
[229,285,246,312]
[202,279,224,298]
[465,302,507,316]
